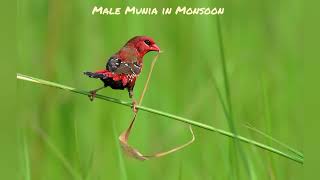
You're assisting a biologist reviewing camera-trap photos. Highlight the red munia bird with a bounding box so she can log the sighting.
[84,36,160,111]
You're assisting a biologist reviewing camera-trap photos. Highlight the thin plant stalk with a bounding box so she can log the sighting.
[17,73,304,164]
[244,123,303,158]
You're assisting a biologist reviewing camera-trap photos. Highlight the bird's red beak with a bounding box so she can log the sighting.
[150,44,160,52]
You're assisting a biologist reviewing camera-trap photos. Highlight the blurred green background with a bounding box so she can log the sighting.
[17,0,303,179]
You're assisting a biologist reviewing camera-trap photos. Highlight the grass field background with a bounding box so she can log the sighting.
[17,0,303,179]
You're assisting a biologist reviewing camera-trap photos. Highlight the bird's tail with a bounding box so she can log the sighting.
[84,71,107,79]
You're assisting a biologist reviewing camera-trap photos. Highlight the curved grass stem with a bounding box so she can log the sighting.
[17,73,303,164]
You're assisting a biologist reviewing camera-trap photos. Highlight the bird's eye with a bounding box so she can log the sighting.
[144,40,151,46]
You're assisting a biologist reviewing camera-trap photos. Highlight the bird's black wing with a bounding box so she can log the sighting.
[107,57,141,75]
[107,57,121,72]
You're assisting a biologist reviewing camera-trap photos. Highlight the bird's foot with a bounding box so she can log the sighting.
[88,91,96,101]
[132,100,138,113]
[87,86,105,101]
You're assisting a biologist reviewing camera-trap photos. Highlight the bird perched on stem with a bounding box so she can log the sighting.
[84,36,160,112]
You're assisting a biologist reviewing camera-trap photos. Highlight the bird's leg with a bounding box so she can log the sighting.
[88,86,105,101]
[128,89,137,113]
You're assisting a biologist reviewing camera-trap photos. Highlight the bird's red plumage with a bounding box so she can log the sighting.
[93,69,137,87]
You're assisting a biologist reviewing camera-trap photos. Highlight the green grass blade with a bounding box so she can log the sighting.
[31,124,82,179]
[22,133,31,180]
[244,123,303,158]
[210,74,230,121]
[216,15,252,179]
[16,73,304,164]
[112,120,128,180]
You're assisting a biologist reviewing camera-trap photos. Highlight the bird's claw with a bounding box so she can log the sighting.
[88,91,96,101]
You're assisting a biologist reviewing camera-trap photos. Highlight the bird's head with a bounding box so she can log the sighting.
[125,36,160,57]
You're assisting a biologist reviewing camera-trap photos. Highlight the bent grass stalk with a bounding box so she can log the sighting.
[119,54,194,160]
[17,73,303,164]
